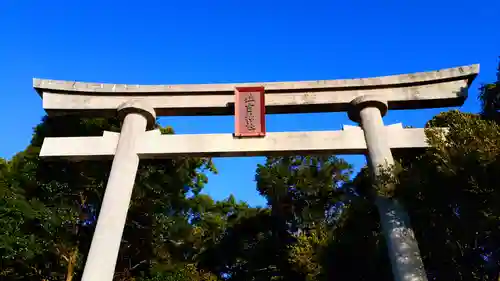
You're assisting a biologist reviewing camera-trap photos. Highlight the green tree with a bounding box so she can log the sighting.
[0,157,57,280]
[256,156,352,232]
[390,110,500,280]
[480,58,500,121]
[198,155,353,281]
[319,169,393,281]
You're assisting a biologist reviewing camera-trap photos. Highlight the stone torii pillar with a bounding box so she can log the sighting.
[349,96,427,281]
[81,101,156,281]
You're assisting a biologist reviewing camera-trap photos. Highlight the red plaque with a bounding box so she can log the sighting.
[234,86,266,137]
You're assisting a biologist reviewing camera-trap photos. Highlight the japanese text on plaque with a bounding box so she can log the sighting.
[244,94,257,131]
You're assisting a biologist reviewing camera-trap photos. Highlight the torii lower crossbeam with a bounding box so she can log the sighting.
[39,125,438,160]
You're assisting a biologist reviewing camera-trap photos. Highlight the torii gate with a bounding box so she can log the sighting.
[34,64,479,281]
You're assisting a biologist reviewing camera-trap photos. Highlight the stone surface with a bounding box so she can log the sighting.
[349,95,389,123]
[357,105,394,167]
[117,100,157,130]
[377,197,428,281]
[33,64,478,94]
[352,98,428,281]
[39,126,440,159]
[34,65,478,116]
[81,105,154,281]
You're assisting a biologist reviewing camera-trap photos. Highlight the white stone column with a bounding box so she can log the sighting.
[349,96,428,281]
[81,101,156,281]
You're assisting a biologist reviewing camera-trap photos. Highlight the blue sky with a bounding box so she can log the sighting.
[1,0,498,207]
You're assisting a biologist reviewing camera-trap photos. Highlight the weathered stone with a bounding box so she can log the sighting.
[80,102,154,281]
[40,126,440,159]
[349,96,427,281]
[34,65,478,116]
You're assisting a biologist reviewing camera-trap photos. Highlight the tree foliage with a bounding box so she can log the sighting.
[480,57,500,121]
[390,110,500,280]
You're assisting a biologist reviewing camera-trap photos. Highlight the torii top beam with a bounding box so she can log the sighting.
[33,64,479,116]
